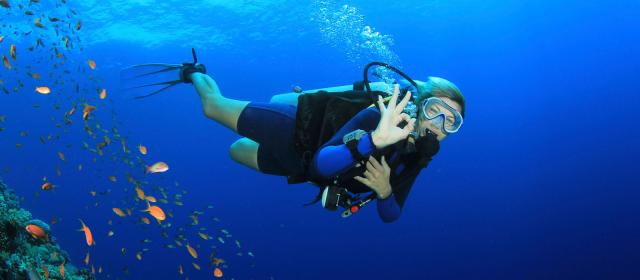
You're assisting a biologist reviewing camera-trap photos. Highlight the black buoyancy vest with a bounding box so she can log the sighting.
[288,81,437,197]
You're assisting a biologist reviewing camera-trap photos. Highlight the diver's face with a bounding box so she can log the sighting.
[417,97,463,141]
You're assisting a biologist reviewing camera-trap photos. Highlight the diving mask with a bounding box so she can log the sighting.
[421,97,463,134]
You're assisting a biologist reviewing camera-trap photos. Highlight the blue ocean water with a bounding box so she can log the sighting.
[1,0,639,279]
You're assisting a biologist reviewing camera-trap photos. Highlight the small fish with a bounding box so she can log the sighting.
[108,230,114,237]
[138,145,147,155]
[198,232,210,240]
[42,265,49,278]
[87,59,96,69]
[144,201,166,222]
[9,44,16,60]
[146,162,169,174]
[145,195,157,203]
[135,187,145,200]
[178,265,183,275]
[35,86,51,95]
[82,104,96,120]
[34,18,44,28]
[186,244,198,258]
[57,151,65,161]
[141,217,150,224]
[48,16,60,22]
[84,252,90,265]
[2,55,10,70]
[59,261,65,278]
[293,85,303,93]
[213,267,223,278]
[192,262,200,270]
[41,182,54,191]
[30,72,41,79]
[78,219,95,246]
[108,176,117,182]
[217,237,225,244]
[112,208,127,217]
[99,88,106,99]
[213,257,225,266]
[25,224,48,239]
[136,251,143,261]
[75,20,82,30]
[25,10,34,15]
[0,36,4,43]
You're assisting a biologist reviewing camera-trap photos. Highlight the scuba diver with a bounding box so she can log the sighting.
[121,50,465,223]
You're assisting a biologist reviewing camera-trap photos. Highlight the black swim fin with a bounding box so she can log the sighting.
[119,63,183,99]
[119,49,202,99]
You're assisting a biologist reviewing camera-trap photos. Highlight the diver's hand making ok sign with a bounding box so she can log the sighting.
[371,84,416,149]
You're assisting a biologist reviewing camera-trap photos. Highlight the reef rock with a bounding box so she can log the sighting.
[0,179,94,280]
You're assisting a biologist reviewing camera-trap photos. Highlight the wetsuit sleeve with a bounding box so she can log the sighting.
[309,108,380,179]
[377,172,419,223]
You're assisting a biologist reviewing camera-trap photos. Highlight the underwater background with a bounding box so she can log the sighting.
[1,0,639,279]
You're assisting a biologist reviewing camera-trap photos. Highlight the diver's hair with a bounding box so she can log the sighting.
[416,77,465,118]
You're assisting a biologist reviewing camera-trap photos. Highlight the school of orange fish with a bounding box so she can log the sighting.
[1,0,255,279]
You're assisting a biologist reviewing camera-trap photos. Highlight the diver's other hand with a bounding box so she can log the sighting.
[371,84,416,149]
[354,156,392,199]
[180,63,207,84]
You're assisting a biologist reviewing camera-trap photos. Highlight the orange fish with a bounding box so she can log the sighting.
[34,18,44,28]
[91,264,95,274]
[82,104,96,120]
[144,201,166,222]
[35,86,51,94]
[41,182,54,191]
[42,265,49,279]
[138,145,147,155]
[213,267,223,278]
[2,55,10,70]
[144,195,157,203]
[78,219,95,246]
[135,187,145,200]
[84,252,90,265]
[87,59,96,69]
[59,261,65,278]
[9,44,16,60]
[141,217,150,224]
[30,72,41,79]
[112,208,127,217]
[25,224,48,240]
[99,88,106,99]
[146,162,169,174]
[186,244,198,259]
[213,257,225,266]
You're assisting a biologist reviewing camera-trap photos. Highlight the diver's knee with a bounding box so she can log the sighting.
[229,138,258,163]
[269,94,282,103]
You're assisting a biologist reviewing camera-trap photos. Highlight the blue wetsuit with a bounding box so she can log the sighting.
[236,102,419,223]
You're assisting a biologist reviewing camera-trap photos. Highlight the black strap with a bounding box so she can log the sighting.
[346,138,366,162]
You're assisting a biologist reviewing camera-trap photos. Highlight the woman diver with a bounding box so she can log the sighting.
[175,58,466,223]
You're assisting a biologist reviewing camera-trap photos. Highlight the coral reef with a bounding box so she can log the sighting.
[0,179,94,280]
